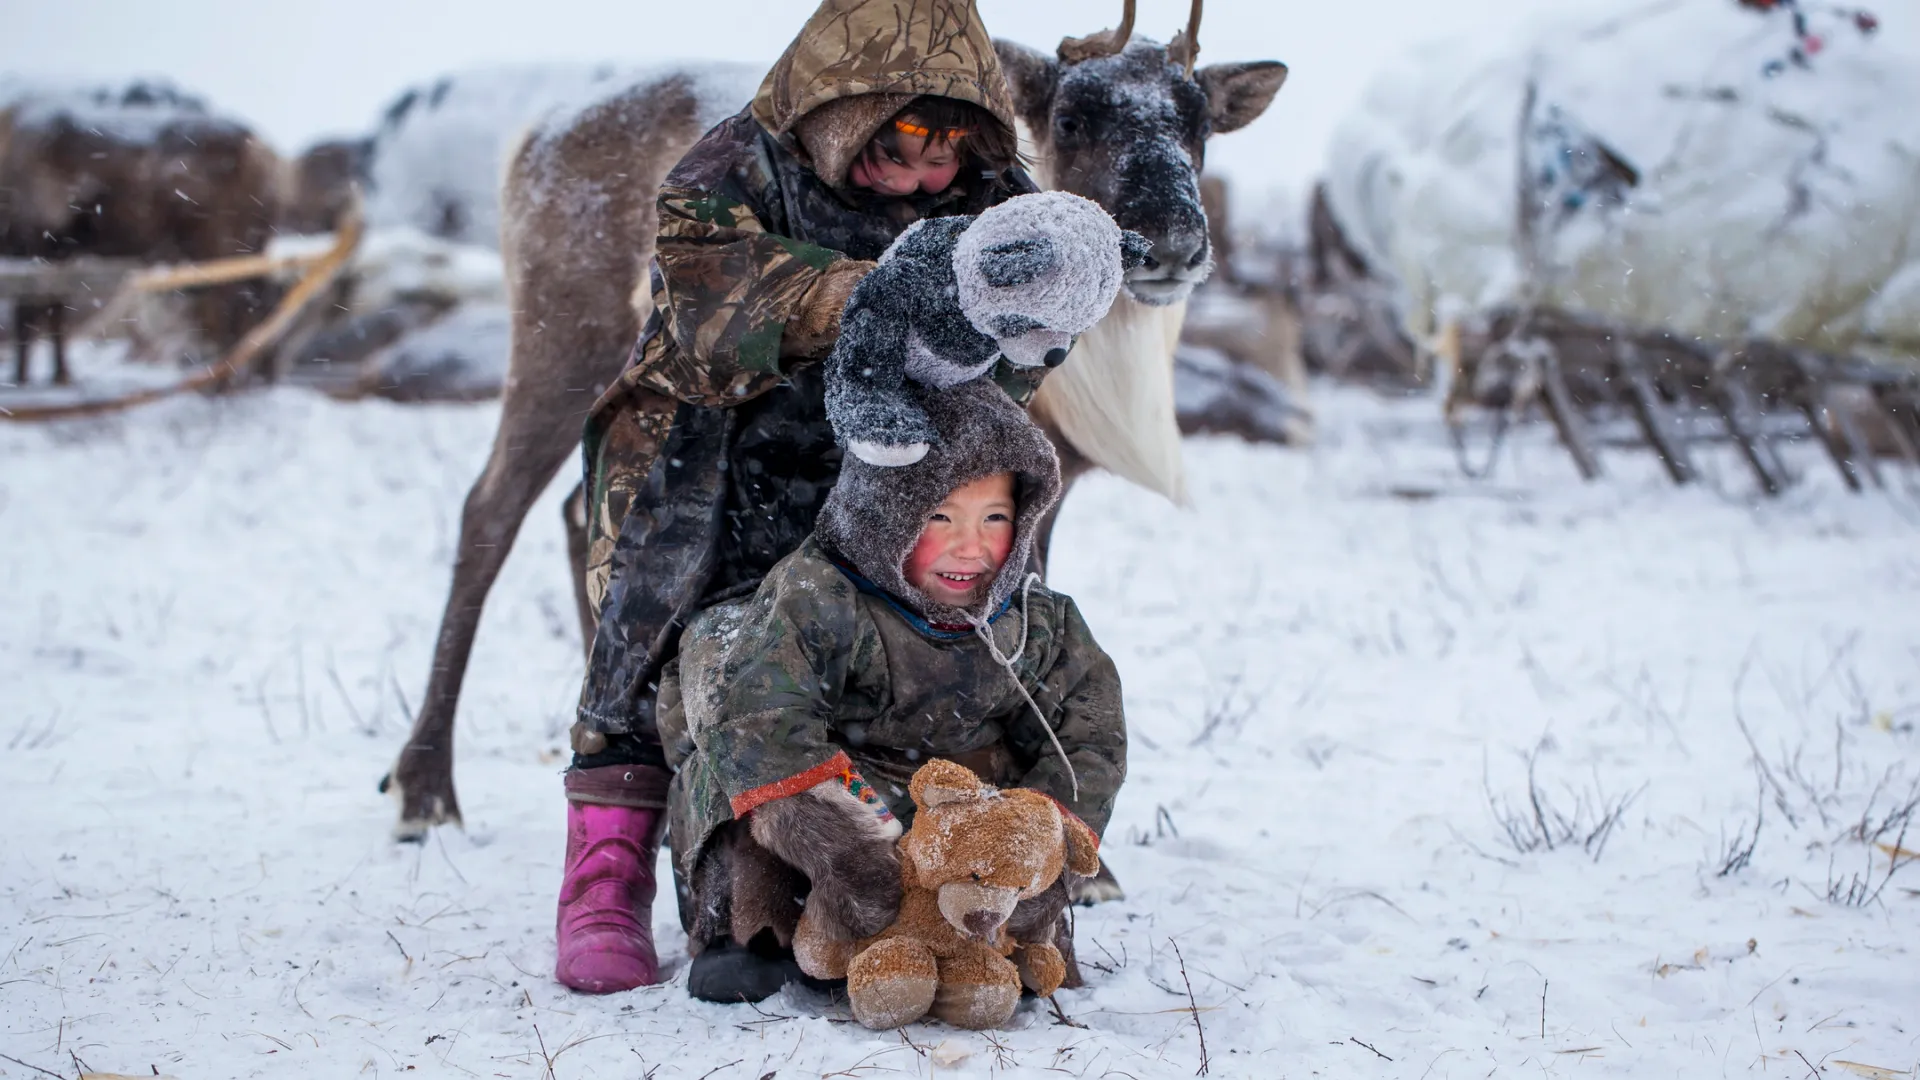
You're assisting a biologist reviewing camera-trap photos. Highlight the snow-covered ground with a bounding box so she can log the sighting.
[3,380,1917,1078]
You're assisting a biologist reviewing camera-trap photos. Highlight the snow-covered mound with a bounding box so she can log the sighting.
[271,226,507,313]
[359,302,513,402]
[0,75,250,143]
[1323,0,1920,361]
[363,62,762,248]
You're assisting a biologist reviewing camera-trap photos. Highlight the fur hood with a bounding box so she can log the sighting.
[750,0,1019,188]
[817,379,1061,626]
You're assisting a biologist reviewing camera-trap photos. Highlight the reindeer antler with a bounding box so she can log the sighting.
[1166,0,1204,79]
[1057,0,1136,64]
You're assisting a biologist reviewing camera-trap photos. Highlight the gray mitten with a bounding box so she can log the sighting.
[823,192,1148,468]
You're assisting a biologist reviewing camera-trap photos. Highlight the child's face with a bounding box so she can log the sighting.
[849,121,962,196]
[903,472,1016,608]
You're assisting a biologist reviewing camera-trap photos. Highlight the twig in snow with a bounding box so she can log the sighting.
[1792,1049,1820,1079]
[254,674,280,745]
[391,673,417,729]
[1349,1037,1392,1062]
[1540,979,1548,1039]
[325,652,375,736]
[1484,742,1641,861]
[295,638,314,736]
[532,1023,557,1080]
[0,1052,65,1080]
[1171,939,1209,1076]
[1050,994,1088,1028]
[1733,650,1802,828]
[386,930,410,961]
[1718,769,1766,877]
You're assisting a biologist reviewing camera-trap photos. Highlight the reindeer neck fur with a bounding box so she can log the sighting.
[1018,117,1190,505]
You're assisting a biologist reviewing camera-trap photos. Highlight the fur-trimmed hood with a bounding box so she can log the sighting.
[817,380,1061,626]
[750,0,1020,188]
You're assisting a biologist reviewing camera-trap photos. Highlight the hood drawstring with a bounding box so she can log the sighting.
[967,572,1079,800]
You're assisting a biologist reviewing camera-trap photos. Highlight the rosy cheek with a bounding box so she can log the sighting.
[903,529,944,584]
[986,530,1013,567]
[923,163,960,193]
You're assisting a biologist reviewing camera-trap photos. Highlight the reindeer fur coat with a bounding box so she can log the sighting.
[575,0,1047,741]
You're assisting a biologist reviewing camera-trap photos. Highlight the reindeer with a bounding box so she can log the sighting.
[382,0,1288,838]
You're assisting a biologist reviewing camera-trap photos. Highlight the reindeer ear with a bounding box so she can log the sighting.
[993,38,1059,129]
[1118,230,1153,271]
[1060,808,1102,878]
[910,759,989,809]
[1196,61,1289,135]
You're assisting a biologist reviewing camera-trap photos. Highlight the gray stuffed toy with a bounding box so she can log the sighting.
[825,191,1150,467]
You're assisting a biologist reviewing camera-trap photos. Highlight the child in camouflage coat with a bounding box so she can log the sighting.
[555,0,1054,997]
[654,380,1128,1003]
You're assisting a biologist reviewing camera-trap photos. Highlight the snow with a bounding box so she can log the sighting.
[272,227,509,311]
[3,374,1915,1077]
[1322,0,1920,362]
[361,63,761,248]
[0,76,245,143]
[361,302,514,402]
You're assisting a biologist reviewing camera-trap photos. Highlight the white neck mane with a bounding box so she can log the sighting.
[1018,120,1190,505]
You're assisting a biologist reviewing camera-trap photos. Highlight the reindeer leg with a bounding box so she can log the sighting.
[382,341,590,840]
[14,301,32,386]
[51,304,69,386]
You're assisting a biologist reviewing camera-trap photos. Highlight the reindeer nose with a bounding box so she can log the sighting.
[1044,347,1069,368]
[962,910,1003,938]
[1140,234,1208,274]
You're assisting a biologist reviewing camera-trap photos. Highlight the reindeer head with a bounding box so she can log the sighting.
[995,1,1288,306]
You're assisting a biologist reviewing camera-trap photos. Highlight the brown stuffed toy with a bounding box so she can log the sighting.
[792,759,1102,1030]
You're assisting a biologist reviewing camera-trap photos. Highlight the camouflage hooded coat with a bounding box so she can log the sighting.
[577,0,1045,739]
[655,381,1128,887]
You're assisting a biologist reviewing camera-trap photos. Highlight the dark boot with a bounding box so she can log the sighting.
[687,931,808,1003]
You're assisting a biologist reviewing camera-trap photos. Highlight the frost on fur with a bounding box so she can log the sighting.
[824,191,1147,464]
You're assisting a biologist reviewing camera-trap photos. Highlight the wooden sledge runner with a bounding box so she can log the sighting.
[0,202,364,422]
[1442,305,1920,494]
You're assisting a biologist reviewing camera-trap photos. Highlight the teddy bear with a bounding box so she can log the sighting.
[825,190,1151,467]
[791,758,1103,1031]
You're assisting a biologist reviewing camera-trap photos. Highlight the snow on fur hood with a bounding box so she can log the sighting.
[749,0,1019,187]
[816,379,1061,627]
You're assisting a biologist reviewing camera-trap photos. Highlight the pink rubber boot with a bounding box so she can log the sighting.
[555,765,670,993]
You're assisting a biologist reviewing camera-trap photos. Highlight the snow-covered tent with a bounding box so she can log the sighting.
[1322,0,1920,364]
[362,62,761,248]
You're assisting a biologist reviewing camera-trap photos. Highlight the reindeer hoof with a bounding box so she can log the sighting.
[383,754,463,843]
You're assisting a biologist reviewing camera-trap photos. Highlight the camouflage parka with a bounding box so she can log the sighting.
[654,382,1128,884]
[577,0,1044,738]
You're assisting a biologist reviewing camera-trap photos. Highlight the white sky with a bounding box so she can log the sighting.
[3,0,1568,195]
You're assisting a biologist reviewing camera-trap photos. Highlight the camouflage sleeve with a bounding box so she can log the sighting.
[640,182,873,406]
[1013,596,1128,836]
[693,555,866,816]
